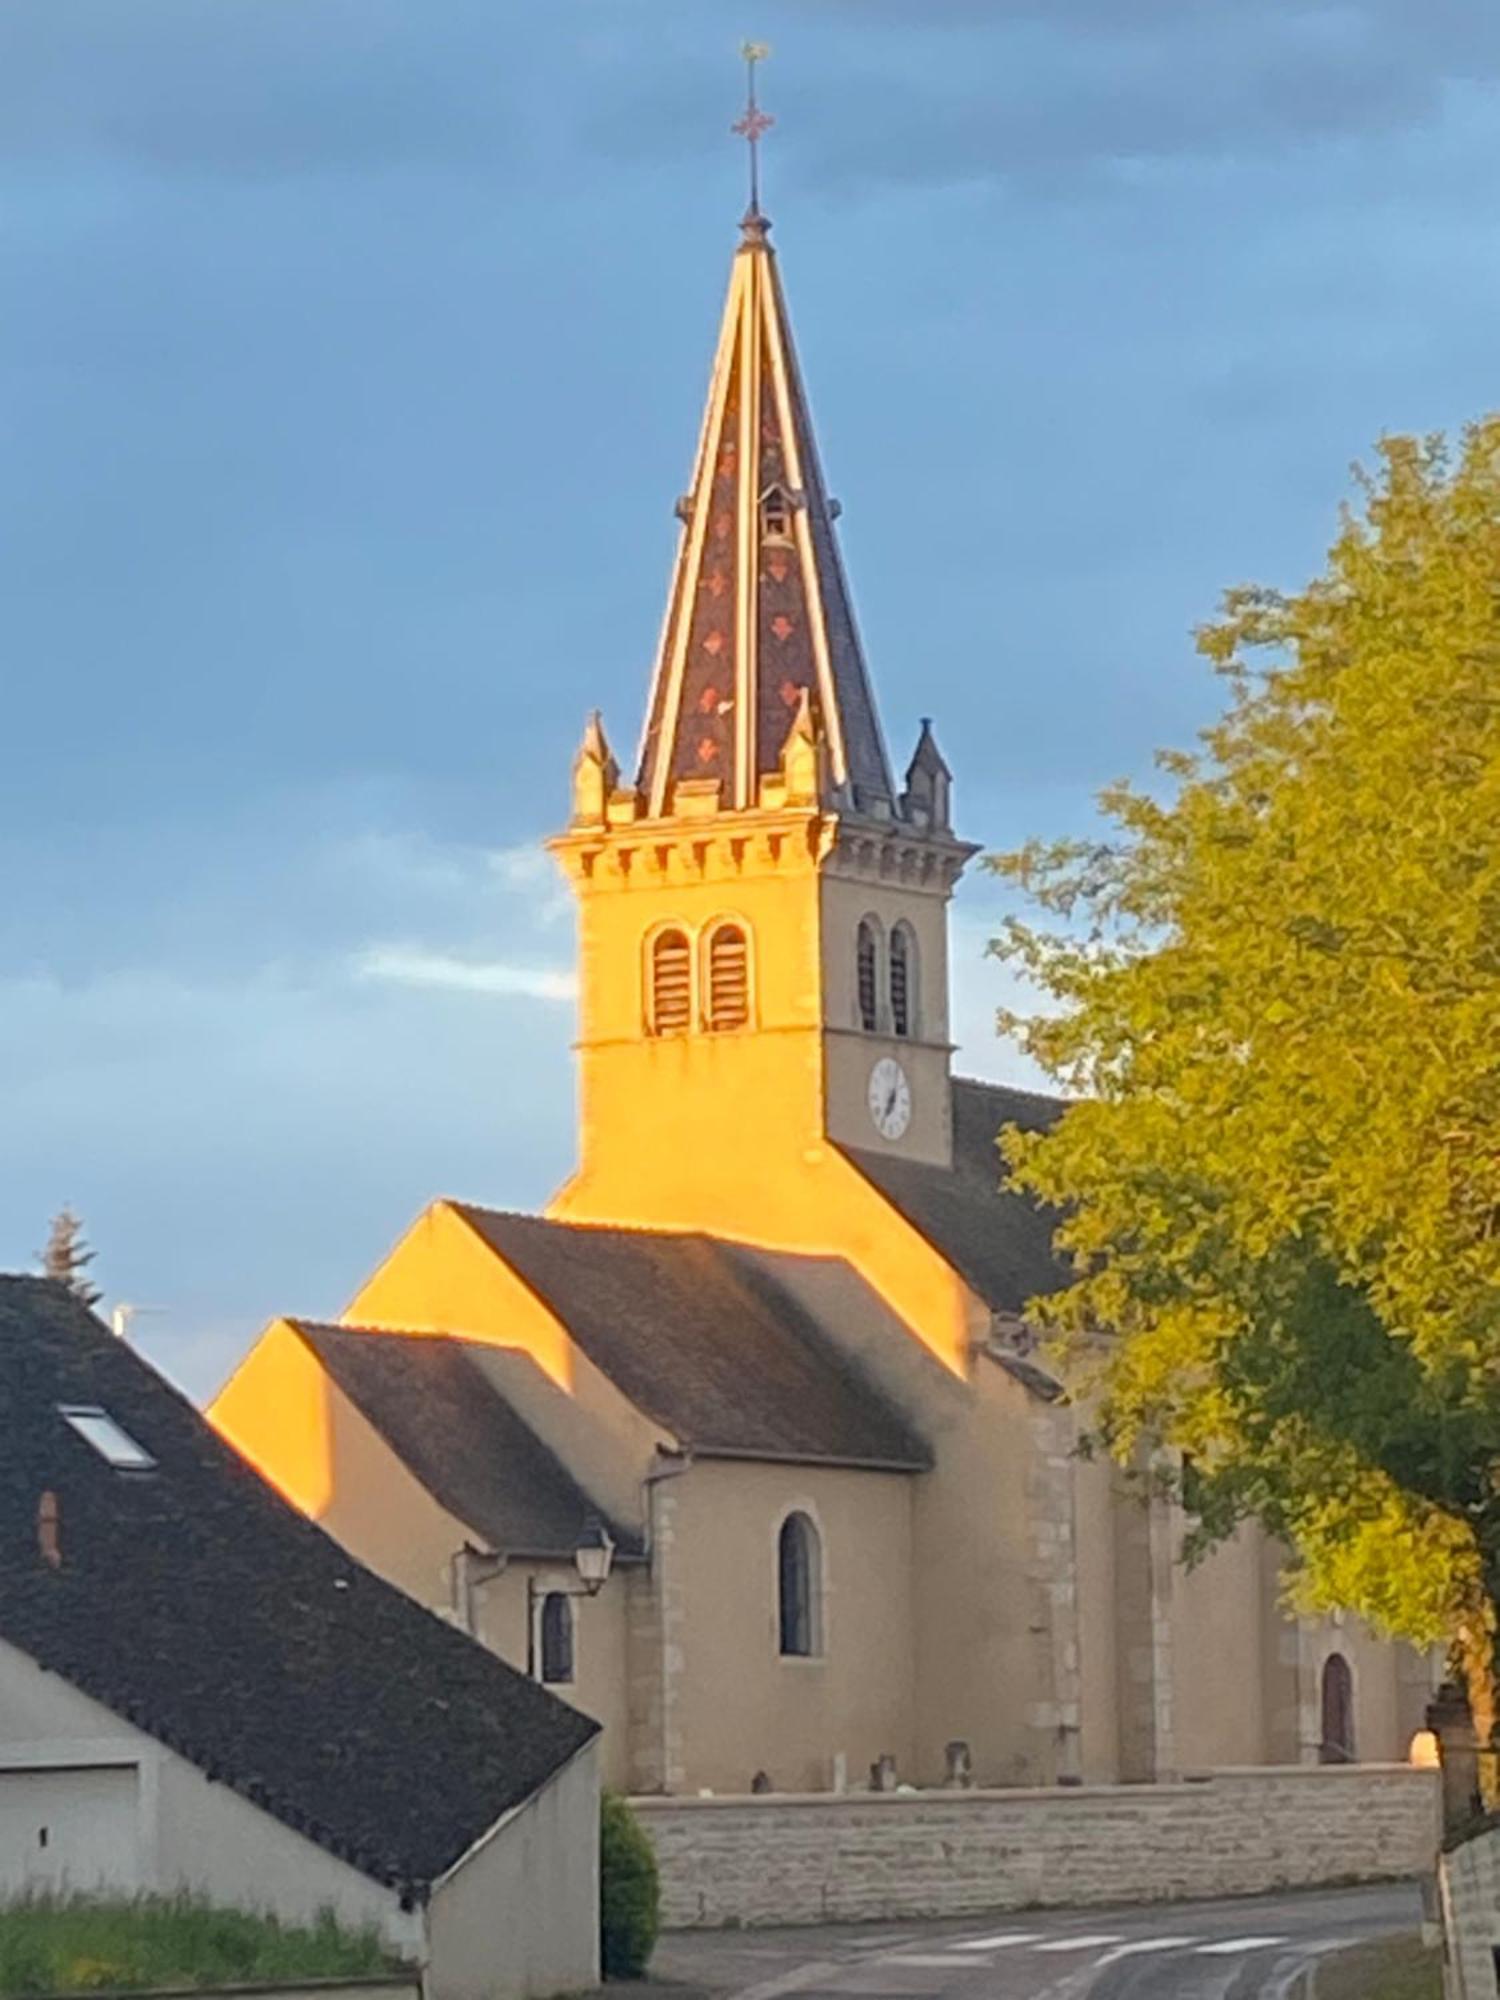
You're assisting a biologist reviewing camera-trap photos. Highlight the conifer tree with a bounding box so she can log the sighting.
[41,1208,102,1309]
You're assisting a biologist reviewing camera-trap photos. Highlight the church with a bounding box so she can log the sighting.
[210,195,1434,1798]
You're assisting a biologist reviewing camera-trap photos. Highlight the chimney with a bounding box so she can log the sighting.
[37,1492,61,1570]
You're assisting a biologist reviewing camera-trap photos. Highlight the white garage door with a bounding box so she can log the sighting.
[0,1765,140,1895]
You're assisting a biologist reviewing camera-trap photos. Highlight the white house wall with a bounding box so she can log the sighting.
[428,1740,601,2000]
[0,1638,420,1955]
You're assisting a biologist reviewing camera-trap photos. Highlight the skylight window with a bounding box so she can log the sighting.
[57,1405,156,1471]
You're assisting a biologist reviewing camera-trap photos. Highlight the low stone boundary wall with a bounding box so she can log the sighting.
[633,1765,1440,1929]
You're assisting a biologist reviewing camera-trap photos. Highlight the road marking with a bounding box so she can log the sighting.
[884,1956,989,1969]
[1093,1937,1195,1963]
[1193,1935,1288,1955]
[1031,1934,1125,1953]
[949,1934,1045,1951]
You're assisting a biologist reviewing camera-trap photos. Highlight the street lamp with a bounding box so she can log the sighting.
[571,1518,616,1594]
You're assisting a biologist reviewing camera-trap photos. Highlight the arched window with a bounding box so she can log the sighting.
[777,1511,822,1659]
[856,920,880,1034]
[705,923,750,1031]
[539,1591,574,1685]
[890,924,917,1039]
[1319,1653,1355,1764]
[649,928,692,1034]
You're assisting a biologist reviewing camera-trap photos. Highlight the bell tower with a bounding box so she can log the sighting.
[547,196,975,1235]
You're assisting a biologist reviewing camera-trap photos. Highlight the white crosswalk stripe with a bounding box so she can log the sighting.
[1193,1935,1288,1955]
[1031,1934,1126,1954]
[949,1933,1045,1952]
[1093,1936,1195,1963]
[884,1956,987,1969]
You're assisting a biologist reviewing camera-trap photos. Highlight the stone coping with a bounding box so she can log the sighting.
[629,1764,1427,1809]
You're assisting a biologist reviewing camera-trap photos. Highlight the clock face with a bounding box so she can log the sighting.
[867,1057,912,1141]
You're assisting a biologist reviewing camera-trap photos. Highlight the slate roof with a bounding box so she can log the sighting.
[452,1208,930,1471]
[635,217,896,815]
[841,1078,1072,1318]
[290,1320,642,1560]
[0,1276,598,1901]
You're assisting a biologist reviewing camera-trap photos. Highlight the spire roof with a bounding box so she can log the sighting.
[635,217,896,819]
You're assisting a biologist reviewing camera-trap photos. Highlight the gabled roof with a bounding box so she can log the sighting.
[0,1276,597,1901]
[841,1078,1072,1319]
[453,1208,930,1472]
[289,1320,642,1561]
[634,214,895,817]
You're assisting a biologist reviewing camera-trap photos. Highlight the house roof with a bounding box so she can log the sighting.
[0,1276,598,1901]
[289,1320,643,1561]
[452,1208,931,1471]
[841,1078,1072,1318]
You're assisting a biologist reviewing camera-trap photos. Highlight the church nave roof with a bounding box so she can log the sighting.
[841,1078,1072,1321]
[452,1206,932,1473]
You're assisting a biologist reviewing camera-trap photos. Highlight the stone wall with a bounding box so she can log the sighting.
[633,1765,1439,1929]
[1440,1825,1500,2000]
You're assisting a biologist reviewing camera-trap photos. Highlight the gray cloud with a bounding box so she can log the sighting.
[10,0,1499,192]
[581,1,1500,190]
[1,0,529,178]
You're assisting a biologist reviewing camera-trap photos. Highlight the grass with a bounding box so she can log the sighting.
[1313,1932,1443,2000]
[0,1894,405,1996]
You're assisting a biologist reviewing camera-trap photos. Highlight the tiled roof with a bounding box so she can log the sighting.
[841,1078,1072,1319]
[453,1209,930,1471]
[0,1277,598,1900]
[290,1320,642,1560]
[635,215,895,816]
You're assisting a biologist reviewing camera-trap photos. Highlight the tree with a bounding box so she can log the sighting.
[990,423,1500,1764]
[41,1208,102,1310]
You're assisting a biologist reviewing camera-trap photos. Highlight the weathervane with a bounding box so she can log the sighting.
[732,41,774,217]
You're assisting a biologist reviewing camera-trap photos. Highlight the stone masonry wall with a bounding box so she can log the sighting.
[1440,1825,1500,2000]
[633,1765,1439,1929]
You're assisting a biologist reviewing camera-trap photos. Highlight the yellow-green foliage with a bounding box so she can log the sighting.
[0,1894,398,1995]
[991,424,1500,1659]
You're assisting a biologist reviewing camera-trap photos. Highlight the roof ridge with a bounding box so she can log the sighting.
[452,1200,717,1248]
[952,1074,1070,1108]
[290,1316,528,1351]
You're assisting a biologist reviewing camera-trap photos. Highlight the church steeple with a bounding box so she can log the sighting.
[550,83,979,1208]
[635,213,896,820]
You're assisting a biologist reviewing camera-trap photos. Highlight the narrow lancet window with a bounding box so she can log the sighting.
[649,928,693,1034]
[706,923,750,1031]
[539,1592,575,1685]
[1319,1653,1355,1764]
[890,925,916,1039]
[778,1512,822,1659]
[857,920,880,1034]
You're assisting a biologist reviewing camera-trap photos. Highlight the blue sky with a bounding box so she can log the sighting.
[4,1,1497,1397]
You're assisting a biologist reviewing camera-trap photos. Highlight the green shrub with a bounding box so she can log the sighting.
[599,1794,659,1980]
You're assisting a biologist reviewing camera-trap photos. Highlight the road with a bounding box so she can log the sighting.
[653,1881,1425,1999]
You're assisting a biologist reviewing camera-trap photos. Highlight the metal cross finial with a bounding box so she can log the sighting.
[732,41,774,218]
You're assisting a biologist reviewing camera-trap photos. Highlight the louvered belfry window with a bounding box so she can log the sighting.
[857,920,880,1033]
[706,923,750,1031]
[890,925,913,1038]
[650,928,692,1034]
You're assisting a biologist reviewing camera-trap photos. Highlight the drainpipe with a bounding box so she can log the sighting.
[449,1543,507,1639]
